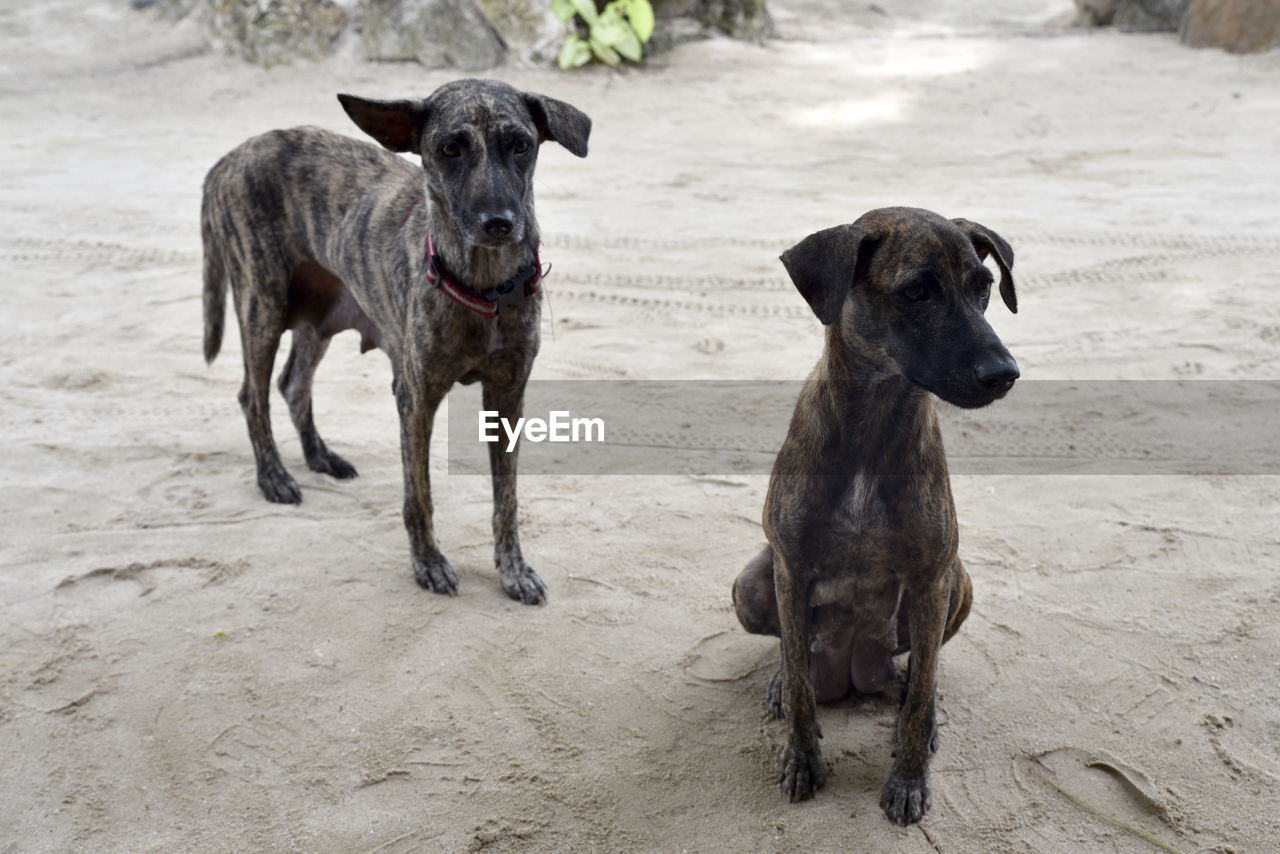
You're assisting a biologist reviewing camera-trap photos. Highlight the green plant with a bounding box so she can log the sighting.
[552,0,655,69]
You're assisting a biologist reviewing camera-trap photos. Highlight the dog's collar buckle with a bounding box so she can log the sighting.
[425,233,543,319]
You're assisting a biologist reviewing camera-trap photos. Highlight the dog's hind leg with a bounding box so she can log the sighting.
[891,557,972,654]
[733,545,790,717]
[234,282,300,505]
[278,325,357,480]
[942,557,973,644]
[735,546,851,710]
[733,545,780,636]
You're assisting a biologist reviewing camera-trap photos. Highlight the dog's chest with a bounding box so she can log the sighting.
[824,470,949,571]
[430,300,540,379]
[832,471,890,538]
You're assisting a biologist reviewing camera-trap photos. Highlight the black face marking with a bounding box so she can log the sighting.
[850,216,1017,409]
[897,270,937,303]
[410,81,552,247]
[780,208,1019,410]
[971,268,995,310]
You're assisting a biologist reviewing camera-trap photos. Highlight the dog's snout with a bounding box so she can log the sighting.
[974,352,1020,391]
[480,213,515,237]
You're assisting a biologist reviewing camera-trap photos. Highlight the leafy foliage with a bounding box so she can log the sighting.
[552,0,654,69]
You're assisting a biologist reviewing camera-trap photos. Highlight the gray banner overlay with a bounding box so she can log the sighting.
[445,381,1280,475]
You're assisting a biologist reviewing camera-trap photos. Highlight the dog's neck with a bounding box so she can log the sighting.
[814,326,941,475]
[423,191,540,291]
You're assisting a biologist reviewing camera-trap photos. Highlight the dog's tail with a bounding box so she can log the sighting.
[201,193,227,365]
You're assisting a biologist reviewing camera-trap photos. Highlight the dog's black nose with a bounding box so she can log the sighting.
[481,215,514,237]
[974,353,1020,390]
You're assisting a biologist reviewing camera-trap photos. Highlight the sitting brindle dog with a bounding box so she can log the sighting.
[201,79,590,604]
[732,207,1020,824]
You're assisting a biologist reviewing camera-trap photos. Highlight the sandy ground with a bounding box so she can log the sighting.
[2,1,1280,851]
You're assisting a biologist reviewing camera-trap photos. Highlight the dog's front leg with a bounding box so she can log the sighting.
[394,370,457,594]
[774,552,826,802]
[482,369,547,605]
[881,578,948,825]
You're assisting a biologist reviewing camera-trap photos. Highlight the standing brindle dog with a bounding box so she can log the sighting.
[201,79,590,604]
[732,207,1020,824]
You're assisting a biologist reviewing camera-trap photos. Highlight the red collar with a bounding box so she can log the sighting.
[425,232,543,319]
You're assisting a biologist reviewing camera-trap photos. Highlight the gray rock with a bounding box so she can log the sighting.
[475,0,559,46]
[358,0,420,61]
[1073,0,1119,25]
[474,0,566,64]
[650,0,773,52]
[205,0,345,66]
[698,0,771,41]
[132,0,202,18]
[1115,0,1192,30]
[1181,0,1280,53]
[647,17,712,54]
[1073,0,1192,32]
[359,0,506,70]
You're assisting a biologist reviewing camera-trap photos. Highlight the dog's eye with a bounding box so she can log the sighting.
[901,283,929,302]
[513,140,530,155]
[440,142,461,158]
[979,284,992,309]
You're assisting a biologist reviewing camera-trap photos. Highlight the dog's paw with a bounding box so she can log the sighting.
[258,469,302,504]
[764,668,785,719]
[499,561,548,606]
[413,554,460,595]
[880,772,931,826]
[778,738,826,803]
[308,448,358,480]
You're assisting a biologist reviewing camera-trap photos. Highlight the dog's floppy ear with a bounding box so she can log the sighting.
[337,95,428,154]
[780,224,871,325]
[952,218,1017,314]
[523,92,591,158]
